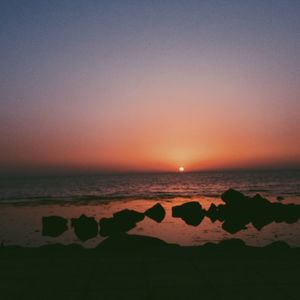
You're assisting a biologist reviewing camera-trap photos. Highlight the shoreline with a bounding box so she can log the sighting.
[1,190,300,248]
[1,192,299,207]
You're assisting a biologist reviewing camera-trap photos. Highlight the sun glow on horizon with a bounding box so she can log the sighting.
[0,2,299,173]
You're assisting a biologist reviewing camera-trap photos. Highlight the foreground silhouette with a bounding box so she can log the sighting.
[170,189,300,233]
[2,235,299,299]
[42,216,68,237]
[172,201,205,226]
[71,214,98,241]
[214,189,300,233]
[5,189,300,299]
[144,203,165,222]
[100,209,144,236]
[41,189,300,241]
[42,204,166,241]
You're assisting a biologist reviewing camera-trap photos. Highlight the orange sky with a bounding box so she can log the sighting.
[0,1,300,173]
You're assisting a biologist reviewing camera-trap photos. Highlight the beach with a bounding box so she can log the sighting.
[1,173,300,299]
[1,196,300,248]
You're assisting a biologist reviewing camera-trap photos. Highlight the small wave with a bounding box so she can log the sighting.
[202,194,220,198]
[0,193,202,205]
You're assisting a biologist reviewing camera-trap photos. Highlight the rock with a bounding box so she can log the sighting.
[97,234,176,251]
[221,189,248,206]
[272,204,300,224]
[144,203,165,223]
[99,209,144,237]
[205,203,218,222]
[251,214,273,231]
[222,218,248,234]
[42,216,68,237]
[113,209,144,223]
[71,214,98,242]
[172,202,205,226]
[264,241,290,250]
[277,196,284,201]
[219,189,300,233]
[249,194,273,230]
[251,194,270,207]
[215,204,226,221]
[99,217,136,237]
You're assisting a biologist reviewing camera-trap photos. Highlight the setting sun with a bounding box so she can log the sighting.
[179,167,185,172]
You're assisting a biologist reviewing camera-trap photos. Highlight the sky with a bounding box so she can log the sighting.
[0,0,300,173]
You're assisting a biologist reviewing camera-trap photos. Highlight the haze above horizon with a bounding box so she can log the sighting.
[1,0,299,174]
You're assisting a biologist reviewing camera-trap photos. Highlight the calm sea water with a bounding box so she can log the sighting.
[0,170,300,203]
[0,170,300,247]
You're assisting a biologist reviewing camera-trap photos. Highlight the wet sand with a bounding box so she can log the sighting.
[1,197,300,247]
[1,190,300,299]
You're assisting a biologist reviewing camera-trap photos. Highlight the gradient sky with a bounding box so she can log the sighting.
[0,0,300,173]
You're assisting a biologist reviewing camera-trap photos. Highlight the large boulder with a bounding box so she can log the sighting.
[71,214,98,242]
[42,216,68,237]
[272,203,300,224]
[221,189,248,206]
[222,217,249,234]
[219,189,300,233]
[99,209,144,237]
[144,203,165,223]
[113,209,144,223]
[251,213,274,231]
[172,202,205,226]
[249,195,273,230]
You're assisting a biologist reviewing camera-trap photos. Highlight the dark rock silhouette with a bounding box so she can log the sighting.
[144,203,165,223]
[220,192,269,233]
[40,189,299,243]
[271,203,300,223]
[97,233,177,251]
[172,201,205,226]
[71,214,98,242]
[205,203,218,222]
[99,209,144,237]
[113,209,144,222]
[42,216,68,237]
[213,189,300,233]
[277,196,284,201]
[221,188,247,205]
[264,240,290,250]
[222,218,249,234]
[251,213,274,231]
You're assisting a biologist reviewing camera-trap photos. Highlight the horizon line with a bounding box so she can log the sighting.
[1,166,299,178]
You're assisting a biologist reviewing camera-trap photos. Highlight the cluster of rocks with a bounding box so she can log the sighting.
[172,189,299,233]
[42,203,165,241]
[42,189,300,241]
[172,202,205,226]
[217,189,300,233]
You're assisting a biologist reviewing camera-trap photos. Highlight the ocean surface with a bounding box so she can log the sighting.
[1,170,300,247]
[1,170,300,203]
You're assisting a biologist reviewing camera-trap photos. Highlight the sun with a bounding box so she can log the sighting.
[179,166,185,172]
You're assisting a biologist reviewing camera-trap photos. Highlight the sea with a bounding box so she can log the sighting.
[0,170,299,248]
[1,170,300,203]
